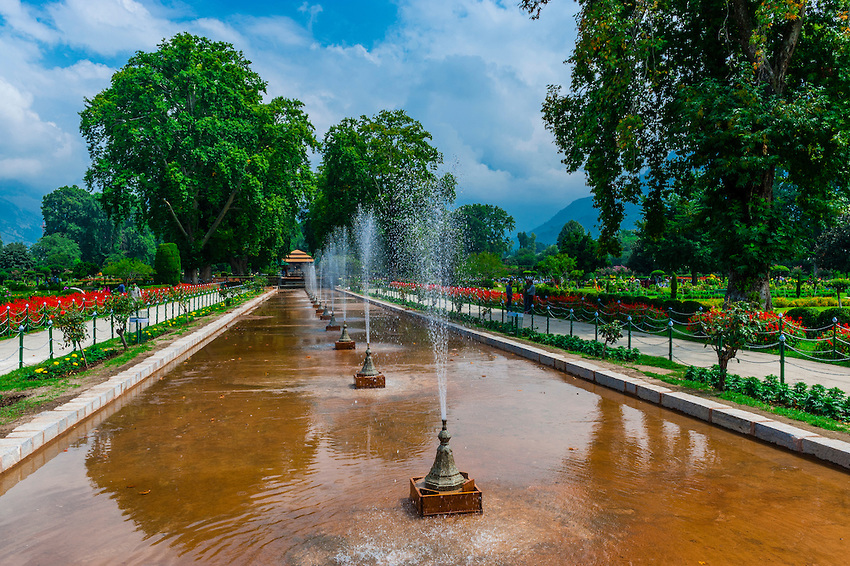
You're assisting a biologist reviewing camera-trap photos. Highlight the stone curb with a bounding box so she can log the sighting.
[0,290,275,474]
[355,292,850,472]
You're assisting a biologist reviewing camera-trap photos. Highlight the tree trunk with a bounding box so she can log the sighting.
[117,328,128,350]
[726,270,772,310]
[200,264,213,283]
[229,257,249,275]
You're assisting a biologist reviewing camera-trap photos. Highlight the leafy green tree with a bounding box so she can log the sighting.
[154,243,182,284]
[455,204,516,256]
[80,33,316,281]
[516,231,538,253]
[556,221,605,273]
[53,304,89,366]
[522,0,850,309]
[0,242,33,274]
[104,293,140,350]
[461,252,507,287]
[693,302,763,390]
[814,216,850,274]
[102,258,154,284]
[31,234,81,270]
[536,253,577,286]
[307,109,455,252]
[42,185,113,265]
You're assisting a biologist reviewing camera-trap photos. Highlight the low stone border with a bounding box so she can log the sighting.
[0,289,275,474]
[354,292,850,471]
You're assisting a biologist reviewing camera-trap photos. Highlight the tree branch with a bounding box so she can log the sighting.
[163,198,190,240]
[200,178,242,248]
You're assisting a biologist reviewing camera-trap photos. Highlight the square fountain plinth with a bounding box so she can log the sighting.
[409,474,483,517]
[353,373,384,388]
[325,325,341,331]
[335,341,356,350]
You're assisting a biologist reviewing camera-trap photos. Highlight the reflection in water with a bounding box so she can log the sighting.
[0,290,849,565]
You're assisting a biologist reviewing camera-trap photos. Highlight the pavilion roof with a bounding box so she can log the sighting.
[283,249,314,263]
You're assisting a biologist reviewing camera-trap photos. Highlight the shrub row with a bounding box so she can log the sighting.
[684,366,850,421]
[784,307,850,332]
[539,287,708,315]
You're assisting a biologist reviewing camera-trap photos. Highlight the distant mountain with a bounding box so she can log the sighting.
[0,196,42,245]
[527,196,642,246]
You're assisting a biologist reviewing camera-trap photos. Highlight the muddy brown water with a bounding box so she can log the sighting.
[1,290,848,565]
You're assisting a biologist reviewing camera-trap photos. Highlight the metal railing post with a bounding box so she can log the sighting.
[779,334,786,384]
[570,309,574,336]
[594,311,599,342]
[627,315,632,349]
[668,320,674,361]
[48,321,54,359]
[18,325,24,369]
[546,305,550,334]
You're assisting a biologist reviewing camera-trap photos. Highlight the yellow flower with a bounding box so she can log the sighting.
[71,353,77,358]
[64,357,70,361]
[53,361,59,365]
[73,362,78,366]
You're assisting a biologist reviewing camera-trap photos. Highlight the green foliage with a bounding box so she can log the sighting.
[685,366,850,422]
[815,216,850,274]
[102,258,154,284]
[692,302,763,389]
[307,109,455,252]
[0,243,33,274]
[52,304,89,366]
[670,273,678,300]
[154,243,182,285]
[103,293,140,349]
[41,185,114,265]
[556,220,605,273]
[536,253,576,286]
[599,320,623,356]
[81,33,317,277]
[455,204,516,256]
[461,252,507,287]
[30,233,81,270]
[521,0,850,309]
[72,261,100,279]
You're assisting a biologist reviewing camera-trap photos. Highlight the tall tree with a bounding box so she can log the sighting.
[42,185,114,265]
[80,33,316,280]
[31,234,81,270]
[306,110,455,252]
[522,0,850,308]
[455,203,516,256]
[557,220,606,273]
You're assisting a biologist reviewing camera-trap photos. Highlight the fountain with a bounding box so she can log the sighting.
[353,345,385,388]
[325,310,340,331]
[353,207,384,388]
[405,199,482,516]
[335,321,356,349]
[3,290,850,565]
[409,420,483,516]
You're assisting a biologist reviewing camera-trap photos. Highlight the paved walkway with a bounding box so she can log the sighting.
[373,289,850,391]
[0,294,222,375]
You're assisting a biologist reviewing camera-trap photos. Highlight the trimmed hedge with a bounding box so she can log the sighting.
[154,243,182,285]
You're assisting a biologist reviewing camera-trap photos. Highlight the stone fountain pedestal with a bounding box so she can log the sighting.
[335,322,356,350]
[409,474,482,517]
[354,346,384,388]
[409,420,482,516]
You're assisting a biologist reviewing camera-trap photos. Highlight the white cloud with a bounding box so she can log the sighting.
[0,0,588,230]
[0,77,75,180]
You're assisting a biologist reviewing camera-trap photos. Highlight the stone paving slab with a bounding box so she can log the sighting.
[0,290,274,474]
[355,291,850,472]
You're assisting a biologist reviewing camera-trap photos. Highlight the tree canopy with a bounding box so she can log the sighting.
[306,109,456,252]
[80,33,316,280]
[522,0,850,308]
[455,203,516,256]
[556,220,605,274]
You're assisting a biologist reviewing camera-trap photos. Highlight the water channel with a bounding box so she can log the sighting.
[0,290,848,564]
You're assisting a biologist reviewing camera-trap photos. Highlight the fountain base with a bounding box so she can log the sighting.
[409,474,482,517]
[354,372,385,388]
[321,314,332,320]
[335,340,356,350]
[325,324,340,331]
[315,308,323,314]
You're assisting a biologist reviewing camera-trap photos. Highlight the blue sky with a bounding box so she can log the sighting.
[0,0,585,232]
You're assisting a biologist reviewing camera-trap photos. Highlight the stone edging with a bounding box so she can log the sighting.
[355,292,850,471]
[0,289,275,474]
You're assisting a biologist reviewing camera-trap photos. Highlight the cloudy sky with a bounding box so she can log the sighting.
[0,0,586,232]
